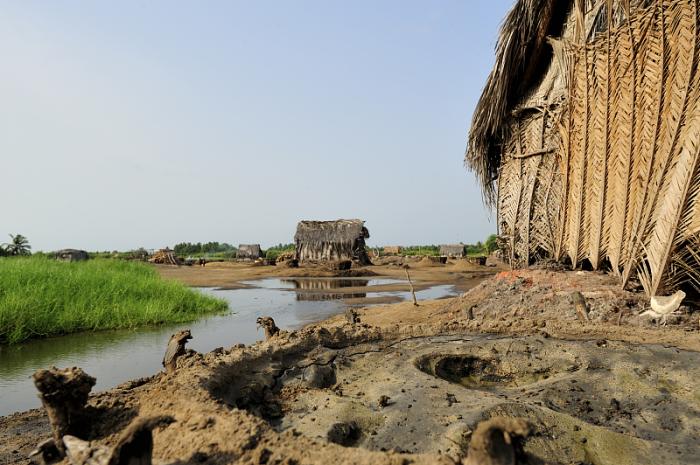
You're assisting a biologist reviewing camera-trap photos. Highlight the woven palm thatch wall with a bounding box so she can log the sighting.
[468,0,700,296]
[294,219,371,265]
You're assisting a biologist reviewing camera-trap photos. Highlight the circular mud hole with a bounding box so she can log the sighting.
[416,353,570,390]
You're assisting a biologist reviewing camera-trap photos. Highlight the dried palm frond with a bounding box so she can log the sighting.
[466,0,571,206]
[474,0,700,296]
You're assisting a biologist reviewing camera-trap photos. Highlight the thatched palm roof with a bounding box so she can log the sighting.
[238,244,261,254]
[294,220,370,244]
[440,244,466,256]
[466,0,571,205]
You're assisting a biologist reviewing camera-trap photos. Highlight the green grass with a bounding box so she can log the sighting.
[0,256,228,344]
[397,246,441,257]
[265,243,295,260]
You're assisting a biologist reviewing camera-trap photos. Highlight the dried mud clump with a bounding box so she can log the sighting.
[326,421,361,447]
[63,416,174,465]
[302,364,336,389]
[345,308,360,325]
[464,417,530,465]
[162,329,192,374]
[256,316,280,340]
[377,395,392,408]
[32,367,96,456]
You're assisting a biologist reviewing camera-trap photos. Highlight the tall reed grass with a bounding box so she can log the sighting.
[0,256,227,344]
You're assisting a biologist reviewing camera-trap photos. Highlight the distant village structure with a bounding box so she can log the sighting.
[383,246,402,255]
[237,244,262,259]
[467,0,700,296]
[295,219,371,265]
[55,249,89,262]
[439,244,466,258]
[149,248,180,265]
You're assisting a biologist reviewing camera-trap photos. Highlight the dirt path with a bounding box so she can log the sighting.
[2,267,699,465]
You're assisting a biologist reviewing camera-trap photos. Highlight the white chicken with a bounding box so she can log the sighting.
[640,290,686,326]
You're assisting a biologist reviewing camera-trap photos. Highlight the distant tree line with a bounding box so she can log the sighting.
[264,243,295,260]
[0,233,499,262]
[89,248,150,261]
[398,245,441,256]
[173,242,236,256]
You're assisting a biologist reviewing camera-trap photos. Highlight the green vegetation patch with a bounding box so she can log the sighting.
[0,256,227,344]
[399,245,441,257]
[265,243,295,260]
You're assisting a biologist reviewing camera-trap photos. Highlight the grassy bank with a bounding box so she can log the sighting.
[0,256,227,344]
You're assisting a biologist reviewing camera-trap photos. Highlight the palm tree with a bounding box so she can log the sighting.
[3,234,31,256]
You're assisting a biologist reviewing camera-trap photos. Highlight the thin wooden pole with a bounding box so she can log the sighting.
[404,266,418,306]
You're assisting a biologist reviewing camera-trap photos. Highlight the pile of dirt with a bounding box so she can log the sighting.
[413,256,445,268]
[448,269,699,331]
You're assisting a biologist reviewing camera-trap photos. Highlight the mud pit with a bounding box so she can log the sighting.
[2,269,700,465]
[274,335,700,464]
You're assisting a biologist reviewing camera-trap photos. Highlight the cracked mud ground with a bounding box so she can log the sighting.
[2,269,700,465]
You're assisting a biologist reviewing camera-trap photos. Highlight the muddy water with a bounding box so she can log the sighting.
[0,278,456,417]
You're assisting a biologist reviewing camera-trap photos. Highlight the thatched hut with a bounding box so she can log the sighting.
[295,219,371,265]
[383,246,402,255]
[440,244,466,258]
[237,244,262,259]
[467,0,700,296]
[55,249,89,262]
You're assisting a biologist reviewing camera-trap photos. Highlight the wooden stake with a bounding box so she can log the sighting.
[404,266,419,306]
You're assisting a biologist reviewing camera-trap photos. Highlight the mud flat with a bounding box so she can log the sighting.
[154,258,499,294]
[2,268,699,464]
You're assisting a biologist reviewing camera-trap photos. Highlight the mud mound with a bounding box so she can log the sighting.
[449,259,491,272]
[445,268,700,329]
[413,256,445,268]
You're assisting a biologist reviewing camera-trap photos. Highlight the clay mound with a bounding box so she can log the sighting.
[415,256,446,267]
[373,257,404,266]
[448,260,483,272]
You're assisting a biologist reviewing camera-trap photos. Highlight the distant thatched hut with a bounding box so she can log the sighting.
[55,249,89,262]
[295,219,371,265]
[383,246,402,255]
[237,244,262,259]
[440,244,466,258]
[467,0,700,296]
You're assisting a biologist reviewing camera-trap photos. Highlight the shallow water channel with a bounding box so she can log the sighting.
[0,277,456,417]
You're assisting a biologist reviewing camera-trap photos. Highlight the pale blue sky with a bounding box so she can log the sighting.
[0,1,513,251]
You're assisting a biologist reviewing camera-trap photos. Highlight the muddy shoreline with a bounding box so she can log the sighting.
[154,259,498,294]
[2,267,699,464]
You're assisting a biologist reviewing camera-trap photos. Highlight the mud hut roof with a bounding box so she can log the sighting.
[466,0,571,205]
[294,219,369,244]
